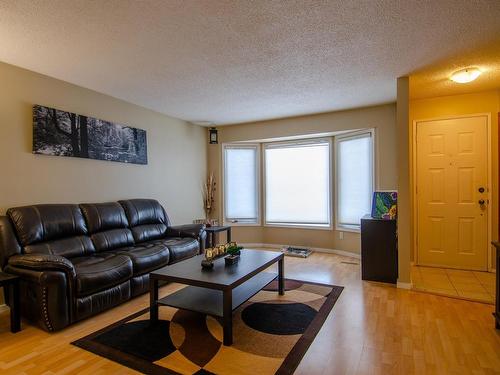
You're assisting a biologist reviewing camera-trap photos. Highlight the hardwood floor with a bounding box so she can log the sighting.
[0,250,499,375]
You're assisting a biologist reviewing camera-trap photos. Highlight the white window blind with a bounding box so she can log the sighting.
[336,132,373,228]
[264,140,331,226]
[223,145,259,224]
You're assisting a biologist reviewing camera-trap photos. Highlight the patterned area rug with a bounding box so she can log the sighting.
[73,279,343,375]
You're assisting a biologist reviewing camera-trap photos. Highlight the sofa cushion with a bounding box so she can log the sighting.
[7,204,94,258]
[7,204,88,245]
[119,199,170,243]
[71,253,133,297]
[24,236,95,258]
[80,202,134,252]
[90,229,135,252]
[119,199,170,227]
[161,238,199,264]
[130,224,167,243]
[112,242,170,276]
[80,202,129,233]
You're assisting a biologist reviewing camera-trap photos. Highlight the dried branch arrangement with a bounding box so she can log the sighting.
[203,172,216,218]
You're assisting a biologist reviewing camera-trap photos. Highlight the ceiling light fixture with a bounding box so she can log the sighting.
[450,67,481,83]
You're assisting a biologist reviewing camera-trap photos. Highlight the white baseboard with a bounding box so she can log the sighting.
[240,243,360,260]
[397,281,413,290]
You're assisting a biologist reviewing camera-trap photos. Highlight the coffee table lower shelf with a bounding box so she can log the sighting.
[157,272,278,317]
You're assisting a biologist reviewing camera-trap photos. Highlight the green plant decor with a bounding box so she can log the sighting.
[226,245,243,256]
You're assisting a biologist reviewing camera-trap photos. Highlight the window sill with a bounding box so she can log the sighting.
[223,221,261,227]
[264,223,333,231]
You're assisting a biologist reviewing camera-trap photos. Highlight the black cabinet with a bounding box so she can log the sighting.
[360,215,398,284]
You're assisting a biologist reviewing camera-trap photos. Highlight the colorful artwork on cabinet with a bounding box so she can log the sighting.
[371,191,397,219]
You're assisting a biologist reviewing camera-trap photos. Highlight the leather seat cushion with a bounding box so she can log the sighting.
[111,242,170,276]
[71,253,133,297]
[160,237,199,264]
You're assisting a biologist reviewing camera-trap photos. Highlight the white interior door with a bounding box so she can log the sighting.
[416,115,488,270]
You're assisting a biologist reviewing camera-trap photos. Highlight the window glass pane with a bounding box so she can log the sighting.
[337,135,373,226]
[265,142,330,225]
[224,147,258,221]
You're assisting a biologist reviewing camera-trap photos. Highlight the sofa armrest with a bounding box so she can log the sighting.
[167,224,206,240]
[8,254,76,279]
[3,265,72,331]
[166,224,207,253]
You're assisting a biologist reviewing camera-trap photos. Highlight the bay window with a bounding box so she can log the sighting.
[222,130,374,230]
[335,131,374,230]
[264,139,331,227]
[223,144,260,224]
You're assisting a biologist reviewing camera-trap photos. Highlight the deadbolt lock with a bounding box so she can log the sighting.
[478,187,485,193]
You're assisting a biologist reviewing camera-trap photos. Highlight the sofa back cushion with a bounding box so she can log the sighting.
[119,199,170,243]
[7,204,95,258]
[80,202,134,252]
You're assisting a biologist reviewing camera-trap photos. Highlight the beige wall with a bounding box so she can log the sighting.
[207,104,397,256]
[409,89,500,271]
[396,77,411,284]
[0,62,207,223]
[0,62,207,304]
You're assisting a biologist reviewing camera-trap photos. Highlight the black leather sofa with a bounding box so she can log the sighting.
[0,199,206,331]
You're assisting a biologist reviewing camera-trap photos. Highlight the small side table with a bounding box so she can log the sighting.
[205,226,232,249]
[0,272,20,333]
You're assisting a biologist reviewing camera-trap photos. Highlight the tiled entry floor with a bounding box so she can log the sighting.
[411,265,496,304]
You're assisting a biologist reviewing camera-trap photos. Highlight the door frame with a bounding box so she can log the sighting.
[412,113,493,271]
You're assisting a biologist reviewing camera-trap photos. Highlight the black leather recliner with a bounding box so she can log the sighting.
[0,199,206,331]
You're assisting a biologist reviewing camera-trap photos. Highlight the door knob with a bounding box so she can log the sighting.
[478,199,485,205]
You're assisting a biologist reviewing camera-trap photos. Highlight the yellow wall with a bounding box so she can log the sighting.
[207,104,397,256]
[409,89,500,270]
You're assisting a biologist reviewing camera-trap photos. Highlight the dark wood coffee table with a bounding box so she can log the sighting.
[149,249,284,345]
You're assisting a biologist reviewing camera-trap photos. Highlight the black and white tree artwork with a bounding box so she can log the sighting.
[33,105,147,165]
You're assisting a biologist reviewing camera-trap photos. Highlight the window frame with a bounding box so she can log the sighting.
[262,138,333,230]
[222,143,261,226]
[334,129,376,232]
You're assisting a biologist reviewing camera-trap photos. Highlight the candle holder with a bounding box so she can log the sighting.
[201,248,214,269]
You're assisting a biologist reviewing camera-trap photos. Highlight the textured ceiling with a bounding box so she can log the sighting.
[0,1,499,125]
[410,41,500,100]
